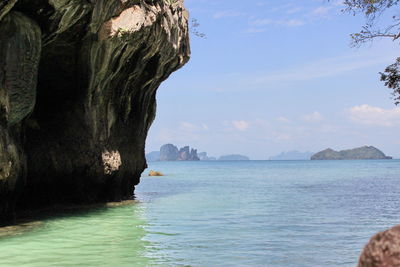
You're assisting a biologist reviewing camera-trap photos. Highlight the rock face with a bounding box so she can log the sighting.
[160,144,179,161]
[0,0,190,224]
[178,146,199,161]
[159,144,199,161]
[358,225,400,266]
[311,146,392,160]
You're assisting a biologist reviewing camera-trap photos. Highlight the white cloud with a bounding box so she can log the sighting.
[286,7,303,15]
[232,120,250,131]
[249,18,304,27]
[330,0,344,7]
[254,50,397,84]
[302,111,324,122]
[307,3,343,20]
[247,1,342,33]
[285,19,305,27]
[179,122,209,132]
[348,104,400,127]
[250,18,272,26]
[277,116,291,123]
[179,122,199,132]
[246,28,267,33]
[256,1,269,7]
[269,3,295,13]
[247,17,304,33]
[213,10,243,19]
[311,6,331,16]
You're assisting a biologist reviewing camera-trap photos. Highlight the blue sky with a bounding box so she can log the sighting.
[145,0,400,159]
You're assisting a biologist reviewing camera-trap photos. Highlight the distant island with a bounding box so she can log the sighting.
[269,151,314,160]
[146,145,249,162]
[145,151,161,162]
[155,144,200,161]
[146,144,219,162]
[145,144,200,162]
[311,146,392,160]
[198,152,217,161]
[218,154,250,161]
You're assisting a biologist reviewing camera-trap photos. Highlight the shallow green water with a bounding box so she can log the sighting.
[0,205,152,266]
[1,160,400,266]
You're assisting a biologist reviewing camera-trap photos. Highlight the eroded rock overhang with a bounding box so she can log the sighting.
[0,0,190,224]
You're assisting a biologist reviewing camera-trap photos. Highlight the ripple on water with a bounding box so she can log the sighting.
[1,160,400,266]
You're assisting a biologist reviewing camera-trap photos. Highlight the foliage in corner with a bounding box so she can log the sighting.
[342,0,400,104]
[380,57,400,105]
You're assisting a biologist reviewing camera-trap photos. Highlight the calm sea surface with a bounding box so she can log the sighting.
[1,160,400,266]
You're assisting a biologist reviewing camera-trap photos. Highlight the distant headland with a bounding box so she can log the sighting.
[311,146,392,160]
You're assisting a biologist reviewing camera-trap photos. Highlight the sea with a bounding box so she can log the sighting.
[1,160,400,266]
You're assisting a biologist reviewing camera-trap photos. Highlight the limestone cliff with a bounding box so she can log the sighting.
[0,0,190,224]
[159,144,179,161]
[159,144,199,161]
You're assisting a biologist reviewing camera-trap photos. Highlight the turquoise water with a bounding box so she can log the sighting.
[1,160,400,266]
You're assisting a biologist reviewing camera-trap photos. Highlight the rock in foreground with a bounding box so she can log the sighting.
[358,225,400,267]
[148,170,163,177]
[0,0,190,224]
[311,146,392,160]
